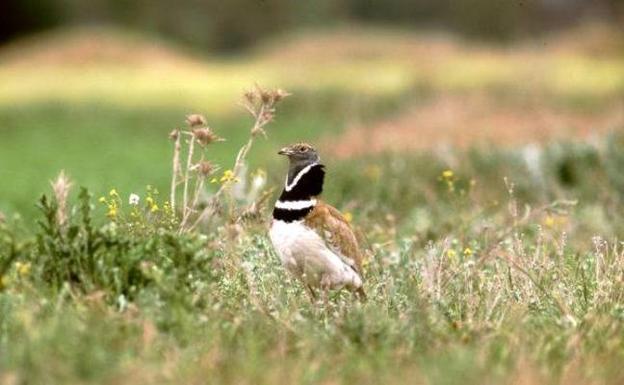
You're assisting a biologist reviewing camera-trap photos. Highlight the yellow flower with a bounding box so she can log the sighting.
[343,212,353,223]
[463,248,473,256]
[210,178,218,184]
[220,169,238,184]
[109,188,118,197]
[98,197,106,203]
[543,214,568,229]
[107,206,117,219]
[441,170,455,192]
[447,249,457,258]
[442,170,454,179]
[15,262,31,277]
[151,204,159,213]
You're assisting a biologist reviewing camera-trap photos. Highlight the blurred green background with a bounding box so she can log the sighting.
[0,0,623,218]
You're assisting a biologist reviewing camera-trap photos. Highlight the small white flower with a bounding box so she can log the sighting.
[129,193,140,205]
[252,173,266,189]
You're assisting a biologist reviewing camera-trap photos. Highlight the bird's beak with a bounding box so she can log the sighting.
[278,147,292,156]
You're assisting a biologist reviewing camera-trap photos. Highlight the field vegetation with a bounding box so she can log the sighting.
[1,26,624,384]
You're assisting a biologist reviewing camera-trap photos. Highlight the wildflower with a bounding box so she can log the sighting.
[15,262,31,278]
[162,201,175,217]
[107,206,117,219]
[145,195,159,213]
[447,249,457,258]
[463,247,473,256]
[343,212,353,223]
[543,214,567,229]
[210,177,218,184]
[129,193,140,205]
[251,169,267,189]
[441,170,455,192]
[220,169,237,184]
[185,114,207,127]
[98,196,106,203]
[109,189,118,197]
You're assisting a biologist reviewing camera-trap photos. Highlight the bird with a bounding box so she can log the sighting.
[269,142,366,301]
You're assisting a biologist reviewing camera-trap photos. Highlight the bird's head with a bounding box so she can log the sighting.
[278,142,320,166]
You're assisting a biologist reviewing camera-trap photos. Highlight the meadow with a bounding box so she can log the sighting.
[1,25,624,384]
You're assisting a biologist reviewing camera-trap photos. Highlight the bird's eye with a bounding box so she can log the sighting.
[299,146,308,152]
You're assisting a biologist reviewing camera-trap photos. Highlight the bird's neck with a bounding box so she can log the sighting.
[273,162,325,222]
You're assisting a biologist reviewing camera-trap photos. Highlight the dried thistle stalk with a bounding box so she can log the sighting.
[170,87,289,233]
[170,128,181,211]
[186,86,289,232]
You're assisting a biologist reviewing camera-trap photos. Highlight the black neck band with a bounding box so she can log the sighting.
[272,206,313,222]
[273,164,325,222]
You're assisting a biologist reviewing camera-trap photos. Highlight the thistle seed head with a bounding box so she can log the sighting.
[244,86,291,110]
[273,88,290,103]
[185,114,207,128]
[192,127,223,147]
[197,160,215,176]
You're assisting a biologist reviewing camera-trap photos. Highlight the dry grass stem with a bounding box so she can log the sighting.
[169,128,181,211]
[50,170,73,229]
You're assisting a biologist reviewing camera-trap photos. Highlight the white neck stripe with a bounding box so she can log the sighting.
[284,163,318,192]
[274,199,317,210]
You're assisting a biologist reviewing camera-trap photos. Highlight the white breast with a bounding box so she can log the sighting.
[269,219,362,290]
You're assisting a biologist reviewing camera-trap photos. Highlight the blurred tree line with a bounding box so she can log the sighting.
[1,0,622,50]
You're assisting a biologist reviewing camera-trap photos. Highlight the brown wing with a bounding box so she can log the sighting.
[304,200,364,273]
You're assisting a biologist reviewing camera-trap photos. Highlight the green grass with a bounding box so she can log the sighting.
[3,134,624,384]
[2,26,624,384]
